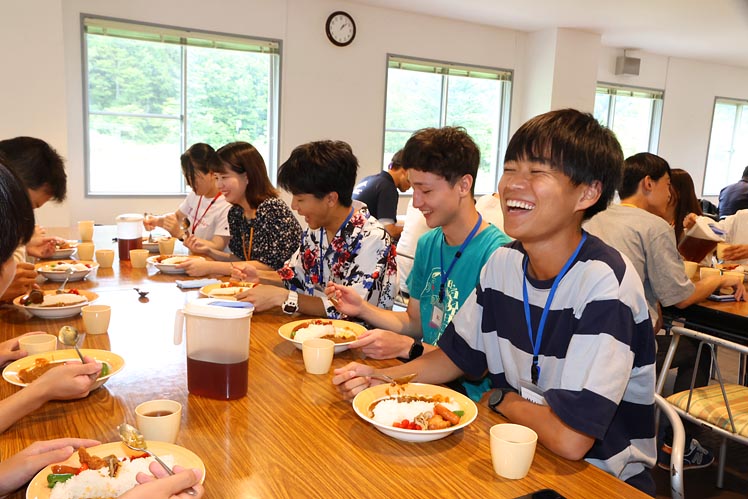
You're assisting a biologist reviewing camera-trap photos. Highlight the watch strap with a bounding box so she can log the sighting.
[408,338,424,360]
[282,290,299,314]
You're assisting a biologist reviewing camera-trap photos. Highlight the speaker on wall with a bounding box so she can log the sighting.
[615,55,641,75]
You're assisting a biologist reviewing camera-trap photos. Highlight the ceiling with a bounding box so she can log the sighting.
[349,0,748,69]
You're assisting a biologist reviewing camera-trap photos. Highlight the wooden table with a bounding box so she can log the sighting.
[0,233,648,499]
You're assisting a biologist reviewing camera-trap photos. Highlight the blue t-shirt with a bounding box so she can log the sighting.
[407,224,510,400]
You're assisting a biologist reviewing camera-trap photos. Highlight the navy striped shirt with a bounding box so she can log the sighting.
[439,234,656,491]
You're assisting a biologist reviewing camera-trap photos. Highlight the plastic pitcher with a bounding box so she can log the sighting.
[116,213,144,260]
[174,298,254,400]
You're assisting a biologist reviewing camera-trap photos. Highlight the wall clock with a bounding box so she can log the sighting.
[325,11,356,47]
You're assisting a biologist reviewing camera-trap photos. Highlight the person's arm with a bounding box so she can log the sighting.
[0,262,37,303]
[0,438,101,497]
[675,273,745,307]
[183,235,232,259]
[383,223,403,240]
[124,462,204,499]
[0,357,101,433]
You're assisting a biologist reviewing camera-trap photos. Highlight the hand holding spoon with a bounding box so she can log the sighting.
[58,325,85,362]
[118,423,198,496]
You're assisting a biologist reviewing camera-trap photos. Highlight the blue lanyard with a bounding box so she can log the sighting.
[318,207,354,283]
[522,232,587,385]
[438,214,482,303]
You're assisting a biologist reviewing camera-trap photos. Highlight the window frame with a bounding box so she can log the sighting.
[702,96,748,197]
[594,82,664,157]
[80,14,282,197]
[381,54,513,196]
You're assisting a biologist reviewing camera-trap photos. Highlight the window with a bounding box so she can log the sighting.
[594,84,663,159]
[83,17,280,195]
[383,55,512,194]
[703,98,748,196]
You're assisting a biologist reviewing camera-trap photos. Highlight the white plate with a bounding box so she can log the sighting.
[3,348,124,390]
[199,281,258,300]
[13,290,98,319]
[35,260,98,282]
[278,318,366,354]
[26,441,205,499]
[147,255,204,274]
[352,383,478,443]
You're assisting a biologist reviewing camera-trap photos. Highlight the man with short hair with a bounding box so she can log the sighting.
[328,127,511,401]
[352,149,410,239]
[718,166,748,219]
[232,140,397,318]
[334,109,658,494]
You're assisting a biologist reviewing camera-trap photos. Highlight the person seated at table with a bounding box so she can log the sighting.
[584,152,745,471]
[326,126,510,402]
[177,141,301,277]
[0,137,69,302]
[352,149,410,239]
[666,168,702,244]
[231,140,397,317]
[685,208,748,265]
[333,109,658,495]
[143,143,231,250]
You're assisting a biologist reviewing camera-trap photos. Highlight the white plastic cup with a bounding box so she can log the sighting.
[700,267,721,280]
[717,242,728,261]
[82,305,111,335]
[490,423,538,479]
[130,249,149,268]
[302,338,335,374]
[18,334,58,355]
[95,249,115,268]
[76,242,95,261]
[158,237,176,256]
[683,261,698,280]
[135,399,182,443]
[78,220,94,241]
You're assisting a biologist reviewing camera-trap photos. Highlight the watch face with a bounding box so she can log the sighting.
[326,11,356,46]
[488,389,503,408]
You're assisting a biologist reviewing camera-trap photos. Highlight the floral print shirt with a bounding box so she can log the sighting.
[278,204,398,318]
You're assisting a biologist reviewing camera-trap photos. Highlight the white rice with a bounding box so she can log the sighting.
[43,263,89,272]
[49,455,174,499]
[161,256,189,265]
[32,294,86,307]
[372,398,461,426]
[294,324,335,342]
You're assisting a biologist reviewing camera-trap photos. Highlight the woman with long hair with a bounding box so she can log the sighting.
[667,168,702,243]
[179,141,301,277]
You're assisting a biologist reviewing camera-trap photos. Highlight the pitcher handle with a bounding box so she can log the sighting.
[173,309,185,345]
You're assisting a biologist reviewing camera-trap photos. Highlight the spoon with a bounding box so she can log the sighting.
[369,373,417,385]
[56,267,75,294]
[144,213,154,243]
[58,326,85,363]
[133,287,150,300]
[118,423,198,496]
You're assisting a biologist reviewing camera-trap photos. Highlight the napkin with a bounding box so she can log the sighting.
[175,278,221,289]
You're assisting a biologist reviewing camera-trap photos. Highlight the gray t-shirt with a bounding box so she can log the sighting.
[584,204,694,325]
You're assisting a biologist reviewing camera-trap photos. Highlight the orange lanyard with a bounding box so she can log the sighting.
[192,194,221,232]
[241,227,254,261]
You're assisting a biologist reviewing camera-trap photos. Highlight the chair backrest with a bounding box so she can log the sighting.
[655,393,685,499]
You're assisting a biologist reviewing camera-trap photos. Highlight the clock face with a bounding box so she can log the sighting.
[325,11,356,47]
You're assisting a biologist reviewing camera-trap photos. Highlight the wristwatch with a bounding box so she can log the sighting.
[407,338,424,360]
[282,290,299,314]
[488,387,516,416]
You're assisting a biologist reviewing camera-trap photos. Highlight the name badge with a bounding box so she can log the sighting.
[429,304,444,329]
[519,379,547,406]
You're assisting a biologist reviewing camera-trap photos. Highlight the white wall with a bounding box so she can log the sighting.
[3,0,748,227]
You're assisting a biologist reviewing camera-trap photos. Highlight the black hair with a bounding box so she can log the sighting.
[0,137,67,201]
[742,165,748,179]
[181,143,216,190]
[669,168,702,242]
[208,142,278,209]
[0,160,35,263]
[504,108,623,220]
[277,140,358,206]
[401,127,479,194]
[619,152,671,199]
[389,149,403,169]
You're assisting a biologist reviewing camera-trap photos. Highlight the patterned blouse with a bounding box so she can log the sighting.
[227,198,302,270]
[277,205,398,318]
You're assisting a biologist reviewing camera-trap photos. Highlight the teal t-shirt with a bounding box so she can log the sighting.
[407,224,511,401]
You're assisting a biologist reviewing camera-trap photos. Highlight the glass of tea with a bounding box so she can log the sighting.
[135,399,182,443]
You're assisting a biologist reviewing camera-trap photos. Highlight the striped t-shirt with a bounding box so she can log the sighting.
[438,234,656,493]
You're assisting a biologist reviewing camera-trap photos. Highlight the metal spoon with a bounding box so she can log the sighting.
[369,373,417,385]
[56,268,75,294]
[58,325,85,363]
[118,423,198,496]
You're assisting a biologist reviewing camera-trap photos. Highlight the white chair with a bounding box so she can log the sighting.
[655,393,685,499]
[656,326,748,488]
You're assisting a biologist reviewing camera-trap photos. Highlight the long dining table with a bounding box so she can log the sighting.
[0,228,650,499]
